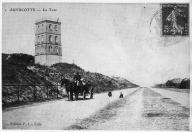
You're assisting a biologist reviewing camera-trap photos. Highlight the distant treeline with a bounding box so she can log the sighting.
[154,78,190,89]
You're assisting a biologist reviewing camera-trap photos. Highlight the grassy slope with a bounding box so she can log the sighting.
[2,53,138,105]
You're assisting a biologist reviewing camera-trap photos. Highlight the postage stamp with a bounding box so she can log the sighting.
[161,3,189,36]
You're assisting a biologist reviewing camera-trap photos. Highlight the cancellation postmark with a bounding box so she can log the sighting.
[162,3,189,36]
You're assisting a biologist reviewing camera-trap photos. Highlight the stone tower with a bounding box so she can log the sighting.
[35,19,62,66]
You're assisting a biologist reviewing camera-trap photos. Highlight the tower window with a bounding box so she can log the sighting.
[41,35,44,42]
[59,47,61,54]
[49,35,52,43]
[55,36,58,44]
[54,47,58,54]
[49,24,52,30]
[49,46,52,53]
[55,25,58,31]
[37,36,40,43]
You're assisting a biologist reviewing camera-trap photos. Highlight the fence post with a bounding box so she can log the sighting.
[33,84,36,101]
[57,83,59,98]
[17,85,20,102]
[47,84,49,99]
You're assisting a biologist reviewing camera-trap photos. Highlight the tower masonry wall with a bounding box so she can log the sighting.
[35,55,61,66]
[35,19,62,66]
[35,55,47,65]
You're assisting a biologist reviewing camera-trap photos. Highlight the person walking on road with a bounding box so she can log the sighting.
[108,91,112,97]
[119,92,123,98]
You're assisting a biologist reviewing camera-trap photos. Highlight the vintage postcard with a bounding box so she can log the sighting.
[1,0,191,131]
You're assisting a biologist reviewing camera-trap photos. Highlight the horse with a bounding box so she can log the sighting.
[74,80,92,100]
[61,78,93,101]
[60,78,75,101]
[60,78,85,100]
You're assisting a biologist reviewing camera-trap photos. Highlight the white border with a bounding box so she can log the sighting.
[1,0,191,132]
[1,0,191,3]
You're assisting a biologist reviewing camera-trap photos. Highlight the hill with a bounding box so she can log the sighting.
[154,78,190,89]
[2,53,138,106]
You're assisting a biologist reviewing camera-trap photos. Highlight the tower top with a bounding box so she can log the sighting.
[35,19,61,25]
[35,17,61,24]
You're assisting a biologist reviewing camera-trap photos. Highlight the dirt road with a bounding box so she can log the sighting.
[68,87,189,130]
[3,87,139,129]
[3,87,189,130]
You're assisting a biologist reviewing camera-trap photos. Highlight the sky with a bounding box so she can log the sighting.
[2,3,190,86]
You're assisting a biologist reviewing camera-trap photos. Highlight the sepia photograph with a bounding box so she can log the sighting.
[1,1,191,131]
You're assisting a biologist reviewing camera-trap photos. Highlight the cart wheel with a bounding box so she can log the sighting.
[90,88,93,99]
[90,92,93,99]
[83,91,86,100]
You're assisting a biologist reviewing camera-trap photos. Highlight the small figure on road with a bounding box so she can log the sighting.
[119,92,123,98]
[108,91,112,97]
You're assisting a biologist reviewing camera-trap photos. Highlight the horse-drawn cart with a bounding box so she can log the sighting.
[61,78,94,101]
[78,85,94,100]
